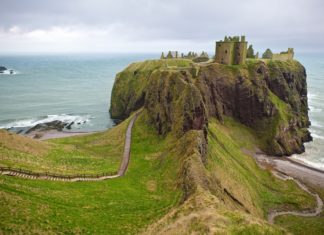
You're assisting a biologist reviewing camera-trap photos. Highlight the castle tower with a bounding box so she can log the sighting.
[215,36,248,65]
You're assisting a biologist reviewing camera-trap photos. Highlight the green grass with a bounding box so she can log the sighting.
[0,111,182,234]
[207,117,316,217]
[275,214,324,235]
[0,112,321,234]
[274,187,324,234]
[0,117,130,175]
[110,59,196,119]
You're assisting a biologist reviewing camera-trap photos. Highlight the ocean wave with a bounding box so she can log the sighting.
[307,93,324,104]
[309,105,322,113]
[310,96,324,103]
[0,114,91,129]
[308,93,317,100]
[0,69,18,75]
[291,155,324,171]
[311,133,324,140]
[310,120,323,128]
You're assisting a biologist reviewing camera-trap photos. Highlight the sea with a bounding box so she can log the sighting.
[0,53,157,132]
[0,53,323,170]
[292,53,324,170]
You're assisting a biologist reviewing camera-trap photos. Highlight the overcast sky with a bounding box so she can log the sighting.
[0,0,323,54]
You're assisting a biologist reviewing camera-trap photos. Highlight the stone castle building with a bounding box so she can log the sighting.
[215,36,248,65]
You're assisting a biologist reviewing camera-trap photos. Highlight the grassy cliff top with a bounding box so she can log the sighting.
[120,58,304,72]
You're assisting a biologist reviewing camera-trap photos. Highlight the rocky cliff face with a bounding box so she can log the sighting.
[110,59,311,156]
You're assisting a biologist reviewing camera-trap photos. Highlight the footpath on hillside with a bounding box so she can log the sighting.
[0,111,141,182]
[254,154,324,223]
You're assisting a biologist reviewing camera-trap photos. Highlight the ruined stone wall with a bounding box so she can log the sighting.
[272,53,293,61]
[272,48,294,61]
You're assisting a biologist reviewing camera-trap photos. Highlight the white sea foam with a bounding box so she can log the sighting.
[311,120,323,128]
[309,105,322,113]
[0,114,91,129]
[291,155,324,171]
[307,93,324,104]
[311,133,324,140]
[308,93,317,101]
[0,69,18,75]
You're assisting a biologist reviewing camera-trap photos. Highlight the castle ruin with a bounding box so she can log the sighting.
[271,48,294,61]
[160,36,294,64]
[215,36,247,65]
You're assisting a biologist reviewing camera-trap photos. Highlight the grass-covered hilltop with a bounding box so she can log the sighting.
[110,58,311,156]
[1,36,323,234]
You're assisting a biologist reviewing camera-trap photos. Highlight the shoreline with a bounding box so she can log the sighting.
[254,153,324,188]
[24,129,99,140]
[285,154,324,173]
[288,156,324,174]
[253,153,324,223]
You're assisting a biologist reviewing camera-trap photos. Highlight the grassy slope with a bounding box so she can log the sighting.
[0,118,130,175]
[207,118,315,217]
[0,111,182,234]
[143,117,317,234]
[274,187,324,234]
[0,112,321,234]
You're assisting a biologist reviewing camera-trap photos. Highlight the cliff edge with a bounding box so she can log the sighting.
[110,58,311,156]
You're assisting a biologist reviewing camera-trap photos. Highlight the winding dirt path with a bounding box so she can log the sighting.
[254,154,324,224]
[0,111,141,182]
[268,171,323,223]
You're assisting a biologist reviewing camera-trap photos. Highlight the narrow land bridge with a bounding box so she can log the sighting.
[0,111,141,182]
[1,110,323,224]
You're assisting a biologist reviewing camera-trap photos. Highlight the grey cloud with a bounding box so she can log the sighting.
[0,0,323,52]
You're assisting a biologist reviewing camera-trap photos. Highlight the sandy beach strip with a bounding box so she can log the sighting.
[24,129,98,140]
[254,154,324,188]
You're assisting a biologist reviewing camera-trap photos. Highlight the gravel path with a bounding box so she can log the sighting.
[254,154,324,224]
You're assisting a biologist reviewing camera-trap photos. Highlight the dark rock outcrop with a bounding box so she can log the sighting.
[25,120,69,134]
[0,66,7,73]
[144,69,208,137]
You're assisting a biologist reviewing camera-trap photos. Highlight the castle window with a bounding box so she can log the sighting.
[225,50,228,54]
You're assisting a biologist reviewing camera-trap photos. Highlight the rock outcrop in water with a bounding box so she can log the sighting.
[0,66,7,73]
[25,120,68,134]
[110,59,311,156]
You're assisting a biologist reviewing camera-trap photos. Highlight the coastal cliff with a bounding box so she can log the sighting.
[110,58,316,233]
[0,58,318,234]
[110,59,311,156]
